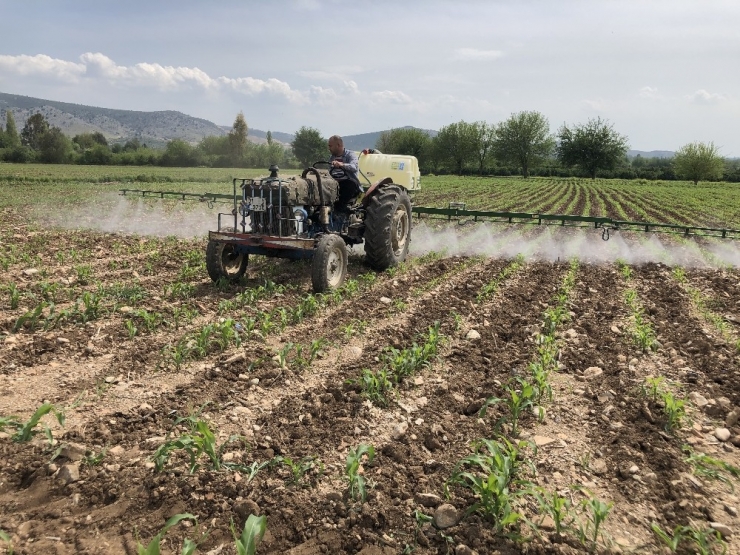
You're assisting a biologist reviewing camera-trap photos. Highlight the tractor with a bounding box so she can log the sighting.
[204,152,420,292]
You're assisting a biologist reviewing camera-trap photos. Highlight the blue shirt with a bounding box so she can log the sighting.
[329,148,361,189]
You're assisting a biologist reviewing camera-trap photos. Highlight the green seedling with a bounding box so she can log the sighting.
[642,375,666,402]
[125,319,138,339]
[683,525,727,555]
[684,447,740,491]
[5,403,65,443]
[8,283,20,309]
[12,302,46,332]
[575,496,613,552]
[136,513,198,555]
[651,522,687,553]
[346,444,375,503]
[75,264,93,285]
[275,455,323,487]
[79,291,103,323]
[244,460,270,484]
[356,368,393,407]
[231,514,267,555]
[533,489,574,538]
[0,530,13,555]
[661,391,686,432]
[152,418,242,473]
[445,438,533,535]
[480,378,539,436]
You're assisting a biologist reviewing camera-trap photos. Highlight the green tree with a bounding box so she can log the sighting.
[38,127,73,163]
[493,111,554,178]
[291,126,326,167]
[673,141,725,185]
[228,112,249,166]
[472,121,496,175]
[161,139,199,167]
[435,121,478,175]
[73,132,108,151]
[4,111,20,147]
[20,113,50,150]
[266,130,273,145]
[374,130,394,153]
[374,127,431,169]
[556,117,629,179]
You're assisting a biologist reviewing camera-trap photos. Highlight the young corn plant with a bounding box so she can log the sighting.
[7,283,20,309]
[533,489,575,539]
[274,455,323,487]
[356,368,394,407]
[0,530,14,555]
[480,378,539,437]
[661,390,686,432]
[152,418,242,473]
[651,522,688,553]
[346,444,375,503]
[445,438,534,535]
[684,446,740,491]
[476,255,524,304]
[3,403,66,444]
[136,513,198,555]
[231,514,267,555]
[575,496,613,553]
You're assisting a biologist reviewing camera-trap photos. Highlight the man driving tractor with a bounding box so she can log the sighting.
[327,135,363,213]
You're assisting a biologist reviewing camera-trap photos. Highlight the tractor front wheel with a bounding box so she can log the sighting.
[206,238,248,283]
[312,234,348,293]
[364,184,411,270]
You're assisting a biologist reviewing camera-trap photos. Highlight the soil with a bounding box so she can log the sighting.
[1,206,739,555]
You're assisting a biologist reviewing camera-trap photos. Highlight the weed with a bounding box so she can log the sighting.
[231,514,267,555]
[346,444,375,503]
[83,448,107,467]
[641,375,666,402]
[133,309,163,333]
[79,292,103,323]
[12,302,46,332]
[244,460,270,484]
[136,513,198,555]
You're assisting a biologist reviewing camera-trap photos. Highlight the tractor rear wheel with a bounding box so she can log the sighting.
[364,184,411,270]
[206,233,248,283]
[312,234,348,293]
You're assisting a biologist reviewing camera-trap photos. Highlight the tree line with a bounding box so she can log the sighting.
[1,109,736,184]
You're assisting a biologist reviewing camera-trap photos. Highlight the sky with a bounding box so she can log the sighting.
[0,0,738,155]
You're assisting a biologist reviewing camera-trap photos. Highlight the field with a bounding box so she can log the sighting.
[1,164,740,555]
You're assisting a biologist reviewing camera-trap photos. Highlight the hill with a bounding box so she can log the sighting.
[0,92,226,147]
[627,150,674,159]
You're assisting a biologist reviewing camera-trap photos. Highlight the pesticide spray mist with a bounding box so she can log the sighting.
[47,195,740,268]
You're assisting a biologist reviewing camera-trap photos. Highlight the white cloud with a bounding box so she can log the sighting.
[688,89,727,105]
[371,90,413,104]
[0,54,84,81]
[638,86,662,100]
[454,48,504,61]
[297,67,363,81]
[583,98,607,111]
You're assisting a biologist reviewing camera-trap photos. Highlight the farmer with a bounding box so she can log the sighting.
[328,135,363,213]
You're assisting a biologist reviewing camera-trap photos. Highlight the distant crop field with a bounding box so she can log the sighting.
[2,163,740,230]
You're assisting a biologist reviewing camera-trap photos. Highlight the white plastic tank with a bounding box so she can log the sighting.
[358,152,420,192]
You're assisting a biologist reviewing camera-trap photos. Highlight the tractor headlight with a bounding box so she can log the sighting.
[293,208,308,222]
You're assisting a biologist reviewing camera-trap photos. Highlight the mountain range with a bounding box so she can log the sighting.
[0,91,673,157]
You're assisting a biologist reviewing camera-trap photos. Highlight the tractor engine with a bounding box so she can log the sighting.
[240,166,339,236]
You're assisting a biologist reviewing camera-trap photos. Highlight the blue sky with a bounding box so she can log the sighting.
[1,0,738,154]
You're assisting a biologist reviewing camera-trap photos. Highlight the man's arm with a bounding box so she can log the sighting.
[342,149,359,175]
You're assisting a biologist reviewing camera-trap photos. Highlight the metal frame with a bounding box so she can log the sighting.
[412,205,740,240]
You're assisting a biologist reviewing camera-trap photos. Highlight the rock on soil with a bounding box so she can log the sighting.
[56,463,80,485]
[582,366,603,380]
[465,329,481,340]
[715,428,731,442]
[433,504,459,529]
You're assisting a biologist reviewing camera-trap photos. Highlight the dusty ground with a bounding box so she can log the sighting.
[1,206,739,555]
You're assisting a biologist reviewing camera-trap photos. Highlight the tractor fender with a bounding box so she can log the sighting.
[361,177,394,207]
